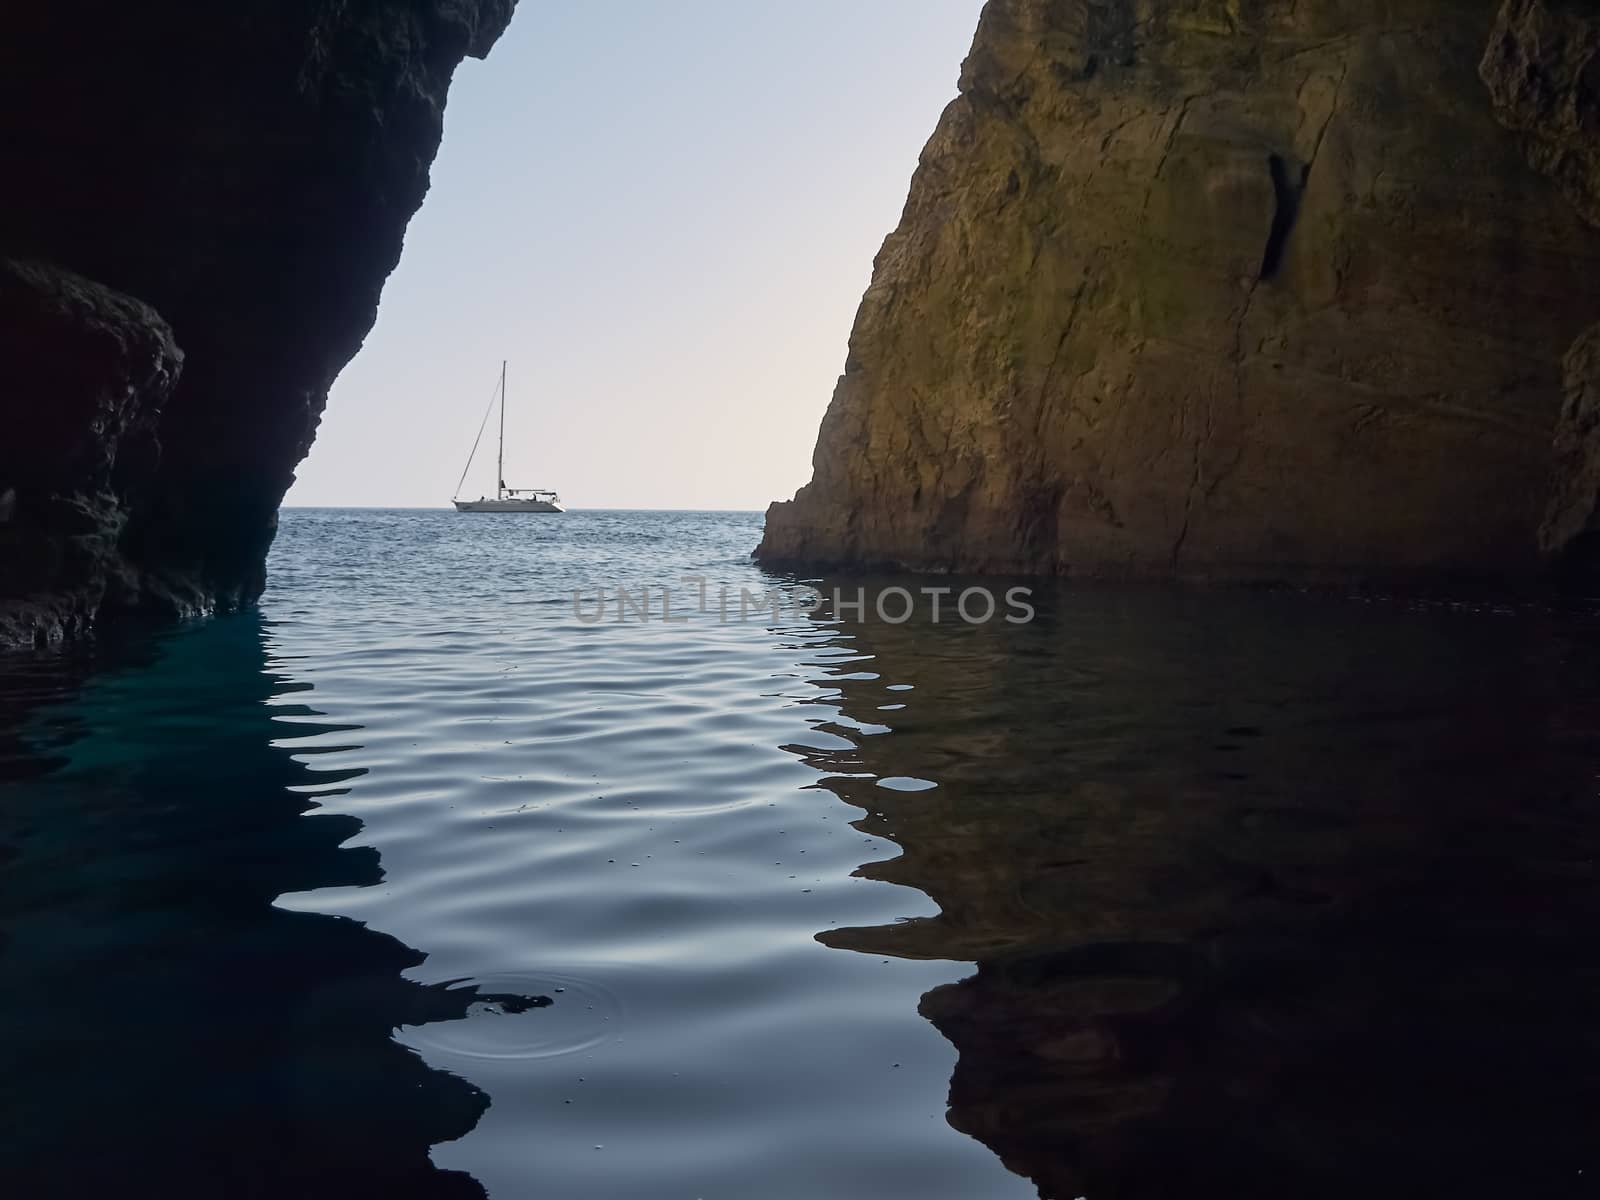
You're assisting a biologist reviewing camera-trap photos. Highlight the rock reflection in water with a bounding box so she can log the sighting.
[806,582,1600,1200]
[0,618,509,1199]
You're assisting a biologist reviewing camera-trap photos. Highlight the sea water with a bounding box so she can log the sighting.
[4,508,1600,1198]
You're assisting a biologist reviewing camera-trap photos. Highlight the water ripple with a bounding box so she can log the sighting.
[259,508,1029,1200]
[403,970,629,1063]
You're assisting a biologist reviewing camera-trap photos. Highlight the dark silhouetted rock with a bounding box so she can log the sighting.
[0,260,183,644]
[0,1,516,645]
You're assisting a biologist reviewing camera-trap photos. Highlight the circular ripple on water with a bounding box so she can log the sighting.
[406,970,626,1062]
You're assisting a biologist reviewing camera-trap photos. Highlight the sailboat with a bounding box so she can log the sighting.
[452,360,565,513]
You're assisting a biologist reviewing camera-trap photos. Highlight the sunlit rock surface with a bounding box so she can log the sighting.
[759,0,1600,585]
[0,1,516,646]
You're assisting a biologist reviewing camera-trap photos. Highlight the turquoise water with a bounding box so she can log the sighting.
[5,508,1600,1198]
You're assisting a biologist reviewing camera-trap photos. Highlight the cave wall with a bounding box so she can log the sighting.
[758,0,1600,587]
[0,1,516,645]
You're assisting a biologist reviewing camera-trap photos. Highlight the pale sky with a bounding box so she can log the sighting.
[286,0,986,510]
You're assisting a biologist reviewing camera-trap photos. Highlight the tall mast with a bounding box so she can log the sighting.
[497,359,507,500]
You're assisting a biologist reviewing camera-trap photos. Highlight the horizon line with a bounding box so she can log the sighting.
[280,504,768,513]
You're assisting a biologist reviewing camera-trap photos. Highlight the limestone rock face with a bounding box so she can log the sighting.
[1544,326,1600,579]
[758,0,1600,585]
[1482,0,1600,226]
[0,0,516,645]
[1480,0,1600,581]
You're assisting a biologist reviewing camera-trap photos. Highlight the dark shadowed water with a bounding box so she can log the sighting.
[4,508,1600,1198]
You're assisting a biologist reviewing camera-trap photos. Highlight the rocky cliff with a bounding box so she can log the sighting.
[0,1,516,646]
[758,0,1600,587]
[1482,0,1600,585]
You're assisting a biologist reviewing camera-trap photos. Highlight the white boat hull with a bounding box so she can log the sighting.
[453,498,565,513]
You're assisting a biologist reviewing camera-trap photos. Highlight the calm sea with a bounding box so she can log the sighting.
[4,508,1600,1198]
